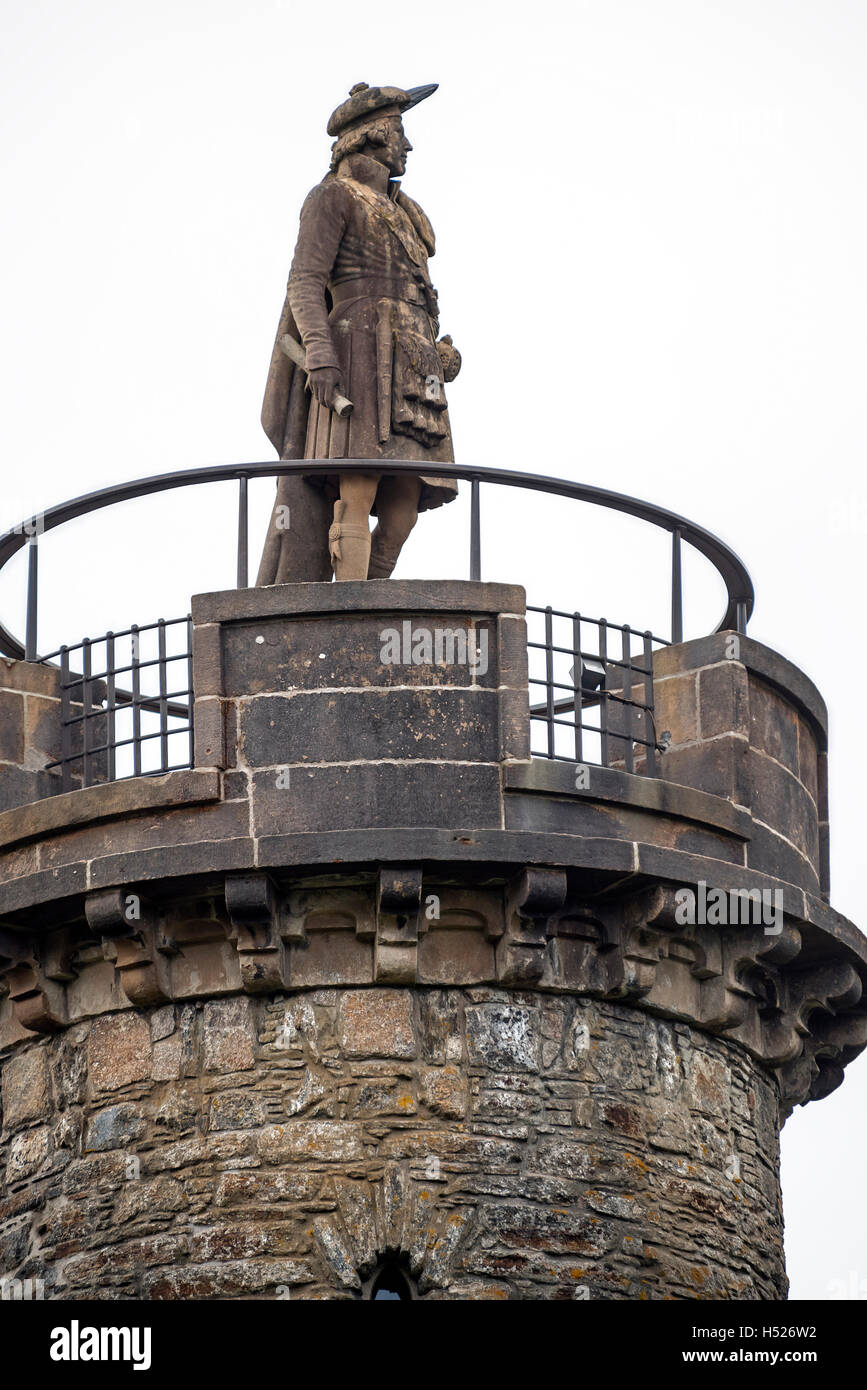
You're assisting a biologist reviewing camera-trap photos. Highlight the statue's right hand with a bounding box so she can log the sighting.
[307,367,344,409]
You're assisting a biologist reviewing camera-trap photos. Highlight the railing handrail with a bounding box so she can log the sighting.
[0,459,755,660]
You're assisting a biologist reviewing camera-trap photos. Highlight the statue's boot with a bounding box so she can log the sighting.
[328,501,371,581]
[367,529,402,579]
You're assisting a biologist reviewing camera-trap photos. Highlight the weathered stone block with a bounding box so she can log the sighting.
[203,997,255,1072]
[699,662,750,741]
[653,672,698,746]
[193,696,227,769]
[0,656,63,698]
[747,820,819,893]
[746,747,819,866]
[84,1104,146,1151]
[241,687,499,767]
[208,1091,268,1130]
[748,676,800,773]
[258,1121,365,1162]
[482,1203,614,1256]
[338,989,415,1058]
[661,735,747,802]
[221,611,501,696]
[419,1065,467,1119]
[251,762,501,834]
[0,689,25,763]
[87,1014,152,1092]
[2,1047,49,1131]
[191,622,223,698]
[0,763,49,813]
[465,1004,541,1072]
[25,694,63,764]
[7,1125,52,1181]
[349,1080,417,1117]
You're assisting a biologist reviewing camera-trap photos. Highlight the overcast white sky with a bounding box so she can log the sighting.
[2,0,866,1300]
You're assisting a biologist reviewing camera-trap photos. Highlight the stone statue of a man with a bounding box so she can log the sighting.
[257,82,460,584]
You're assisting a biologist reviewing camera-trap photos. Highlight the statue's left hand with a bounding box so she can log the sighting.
[437,335,462,383]
[307,366,345,409]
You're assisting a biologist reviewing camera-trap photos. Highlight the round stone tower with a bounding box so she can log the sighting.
[1,574,865,1301]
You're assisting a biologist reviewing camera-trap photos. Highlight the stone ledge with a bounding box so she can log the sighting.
[2,822,863,972]
[0,769,221,852]
[192,579,527,626]
[504,760,750,840]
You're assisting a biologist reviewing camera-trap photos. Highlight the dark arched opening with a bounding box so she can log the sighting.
[369,1262,414,1301]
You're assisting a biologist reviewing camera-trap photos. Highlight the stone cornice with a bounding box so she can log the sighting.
[1,859,865,1116]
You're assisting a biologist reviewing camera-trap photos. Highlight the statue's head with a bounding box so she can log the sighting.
[328,82,436,176]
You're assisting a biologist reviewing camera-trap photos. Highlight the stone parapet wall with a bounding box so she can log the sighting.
[0,657,66,812]
[653,634,829,898]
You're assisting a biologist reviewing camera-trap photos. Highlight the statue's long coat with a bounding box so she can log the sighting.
[257,152,457,585]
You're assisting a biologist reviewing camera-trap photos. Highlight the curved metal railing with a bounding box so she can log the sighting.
[0,459,754,663]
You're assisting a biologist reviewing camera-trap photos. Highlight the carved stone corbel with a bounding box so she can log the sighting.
[84,887,172,1007]
[0,926,67,1033]
[375,866,422,983]
[704,923,802,1055]
[498,868,566,984]
[603,886,669,999]
[776,961,867,1112]
[225,872,284,992]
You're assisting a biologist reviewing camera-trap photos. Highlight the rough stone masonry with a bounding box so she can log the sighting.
[1,989,784,1300]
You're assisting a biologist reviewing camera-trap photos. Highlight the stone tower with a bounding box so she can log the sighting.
[0,573,865,1300]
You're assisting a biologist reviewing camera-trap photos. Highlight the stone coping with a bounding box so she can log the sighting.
[0,769,221,852]
[504,760,751,840]
[191,578,527,626]
[655,632,828,744]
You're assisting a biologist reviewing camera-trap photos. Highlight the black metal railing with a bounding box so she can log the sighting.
[527,607,669,774]
[0,459,755,664]
[39,619,193,791]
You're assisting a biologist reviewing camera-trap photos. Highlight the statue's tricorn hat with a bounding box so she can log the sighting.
[327,82,438,138]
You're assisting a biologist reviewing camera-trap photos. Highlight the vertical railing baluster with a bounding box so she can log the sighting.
[106,632,116,783]
[622,624,634,775]
[671,527,683,644]
[186,615,194,770]
[131,624,142,777]
[81,638,91,788]
[572,612,583,766]
[59,645,72,793]
[237,476,248,589]
[736,599,748,635]
[643,631,657,778]
[25,534,38,662]
[158,619,169,772]
[544,606,555,759]
[599,618,609,768]
[470,479,481,581]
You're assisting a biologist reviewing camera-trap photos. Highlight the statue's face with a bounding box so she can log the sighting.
[378,118,412,176]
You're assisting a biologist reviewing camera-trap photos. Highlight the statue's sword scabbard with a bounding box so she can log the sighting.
[278,334,353,417]
[375,300,394,444]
